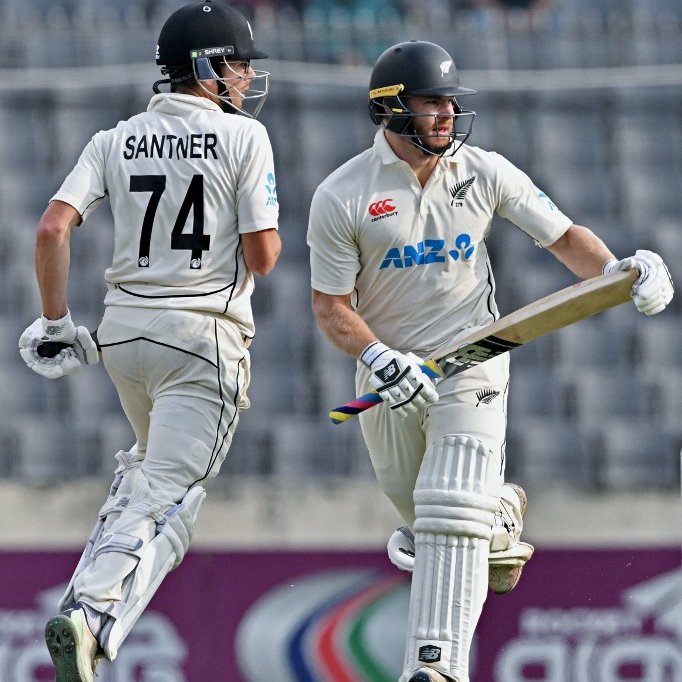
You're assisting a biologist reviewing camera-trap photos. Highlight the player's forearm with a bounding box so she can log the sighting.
[34,201,80,319]
[311,290,377,359]
[547,223,615,280]
[36,237,70,319]
[35,227,71,320]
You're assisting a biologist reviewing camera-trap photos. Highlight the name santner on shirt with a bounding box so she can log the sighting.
[123,133,219,160]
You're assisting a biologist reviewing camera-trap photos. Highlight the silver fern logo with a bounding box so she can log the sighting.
[449,176,476,206]
[476,388,500,406]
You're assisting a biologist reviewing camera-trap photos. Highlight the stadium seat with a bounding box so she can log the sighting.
[506,417,596,487]
[508,366,563,417]
[13,416,77,482]
[598,416,678,489]
[554,366,643,426]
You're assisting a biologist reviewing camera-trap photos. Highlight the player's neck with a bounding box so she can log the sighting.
[385,132,439,187]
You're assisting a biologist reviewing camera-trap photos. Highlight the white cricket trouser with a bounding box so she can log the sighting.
[72,305,250,610]
[357,352,509,526]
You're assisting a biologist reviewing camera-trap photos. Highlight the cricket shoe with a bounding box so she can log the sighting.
[45,607,99,682]
[408,667,457,681]
[488,483,534,594]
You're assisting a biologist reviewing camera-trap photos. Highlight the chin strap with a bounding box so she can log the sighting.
[152,79,171,94]
[415,138,455,157]
[218,84,236,114]
[408,128,455,158]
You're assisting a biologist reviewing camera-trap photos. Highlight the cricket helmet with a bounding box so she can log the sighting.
[368,40,476,155]
[155,0,269,117]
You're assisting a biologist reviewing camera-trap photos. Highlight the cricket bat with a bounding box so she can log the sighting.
[329,269,638,424]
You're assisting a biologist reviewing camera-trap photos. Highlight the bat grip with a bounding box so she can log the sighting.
[329,361,441,425]
[37,341,71,358]
[36,330,100,358]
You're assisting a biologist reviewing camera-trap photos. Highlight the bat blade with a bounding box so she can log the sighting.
[433,269,637,377]
[329,269,637,424]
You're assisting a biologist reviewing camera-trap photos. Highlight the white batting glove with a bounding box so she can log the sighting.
[603,250,674,316]
[18,318,82,379]
[40,310,99,365]
[360,341,439,416]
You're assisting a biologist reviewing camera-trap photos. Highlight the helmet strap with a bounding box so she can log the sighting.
[402,115,455,158]
[152,79,171,94]
[217,83,236,114]
[410,131,455,157]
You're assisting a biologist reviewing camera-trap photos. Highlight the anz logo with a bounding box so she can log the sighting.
[380,233,475,269]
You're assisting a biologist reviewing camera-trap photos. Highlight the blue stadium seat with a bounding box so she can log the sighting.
[508,366,563,418]
[553,366,643,426]
[506,417,596,487]
[13,416,76,482]
[598,416,679,489]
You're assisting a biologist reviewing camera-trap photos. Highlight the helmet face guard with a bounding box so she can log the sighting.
[369,85,475,157]
[368,41,477,157]
[190,47,269,118]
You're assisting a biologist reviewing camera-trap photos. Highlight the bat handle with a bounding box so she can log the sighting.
[36,330,100,358]
[36,341,72,358]
[329,360,441,425]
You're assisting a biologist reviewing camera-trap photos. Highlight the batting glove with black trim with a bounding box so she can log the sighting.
[361,341,439,417]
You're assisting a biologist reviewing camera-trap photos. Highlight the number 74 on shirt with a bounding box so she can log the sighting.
[329,269,638,424]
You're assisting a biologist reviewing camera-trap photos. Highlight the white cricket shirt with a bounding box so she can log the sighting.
[52,93,279,336]
[308,130,572,356]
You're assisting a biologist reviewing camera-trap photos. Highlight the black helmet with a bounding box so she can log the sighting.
[156,0,268,68]
[155,1,269,117]
[368,41,476,156]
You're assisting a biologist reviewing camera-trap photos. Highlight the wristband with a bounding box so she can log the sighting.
[602,259,616,275]
[360,341,390,368]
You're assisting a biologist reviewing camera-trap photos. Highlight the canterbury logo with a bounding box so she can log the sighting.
[476,388,500,406]
[449,176,476,205]
[368,199,396,217]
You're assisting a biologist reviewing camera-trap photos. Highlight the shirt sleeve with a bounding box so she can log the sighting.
[493,153,572,247]
[307,184,360,295]
[50,131,109,222]
[236,122,279,234]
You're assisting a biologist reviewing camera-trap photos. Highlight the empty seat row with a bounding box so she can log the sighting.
[506,416,680,490]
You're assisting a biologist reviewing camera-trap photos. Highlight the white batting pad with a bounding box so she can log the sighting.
[490,483,525,552]
[58,450,142,614]
[401,435,500,682]
[97,484,206,660]
[61,448,206,661]
[488,484,534,593]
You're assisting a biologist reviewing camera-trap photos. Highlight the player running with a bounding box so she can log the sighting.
[307,40,673,682]
[18,2,280,680]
